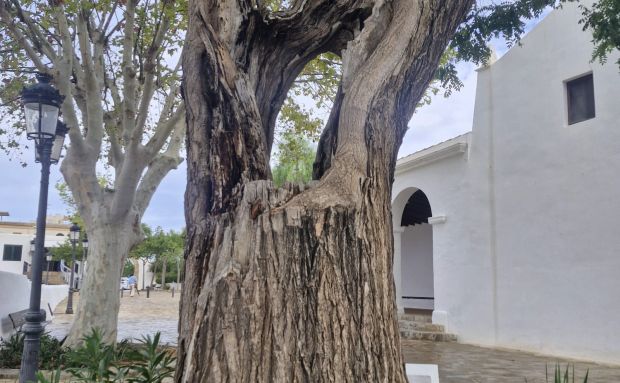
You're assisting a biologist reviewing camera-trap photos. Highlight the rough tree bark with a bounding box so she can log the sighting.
[178,0,473,381]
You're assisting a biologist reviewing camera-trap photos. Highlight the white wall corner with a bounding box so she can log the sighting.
[432,310,448,328]
[428,216,447,225]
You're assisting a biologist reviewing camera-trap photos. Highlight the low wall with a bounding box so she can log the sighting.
[0,271,67,340]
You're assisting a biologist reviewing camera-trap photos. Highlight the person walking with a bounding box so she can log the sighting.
[128,274,139,297]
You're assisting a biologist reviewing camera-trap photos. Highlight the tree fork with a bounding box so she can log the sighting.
[179,0,473,381]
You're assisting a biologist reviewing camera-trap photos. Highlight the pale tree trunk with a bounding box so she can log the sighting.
[178,0,472,381]
[65,218,140,345]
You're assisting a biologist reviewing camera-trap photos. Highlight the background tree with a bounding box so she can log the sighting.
[177,0,613,381]
[0,0,186,345]
[129,226,184,287]
[578,0,620,67]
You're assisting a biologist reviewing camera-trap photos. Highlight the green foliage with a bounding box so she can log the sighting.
[0,332,67,369]
[0,0,187,163]
[124,333,176,383]
[35,329,175,383]
[524,363,590,383]
[62,329,124,382]
[130,226,183,265]
[49,237,87,264]
[579,0,620,68]
[123,260,135,277]
[547,363,589,383]
[272,133,315,187]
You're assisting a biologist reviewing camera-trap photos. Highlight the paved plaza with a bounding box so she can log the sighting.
[42,291,620,382]
[47,289,180,344]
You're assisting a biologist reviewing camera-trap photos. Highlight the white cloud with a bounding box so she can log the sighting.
[400,61,478,157]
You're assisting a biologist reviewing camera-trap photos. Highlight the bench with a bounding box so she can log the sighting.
[8,309,47,332]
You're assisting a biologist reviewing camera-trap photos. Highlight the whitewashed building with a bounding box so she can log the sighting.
[0,215,70,275]
[393,2,620,364]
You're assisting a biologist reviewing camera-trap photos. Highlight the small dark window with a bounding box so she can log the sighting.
[567,73,595,125]
[3,244,23,261]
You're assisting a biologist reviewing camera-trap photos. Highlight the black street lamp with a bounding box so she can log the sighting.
[65,223,80,314]
[80,234,88,290]
[19,73,65,383]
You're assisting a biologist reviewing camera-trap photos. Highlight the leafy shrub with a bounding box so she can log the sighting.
[526,363,589,383]
[546,363,589,383]
[35,329,175,383]
[0,332,67,369]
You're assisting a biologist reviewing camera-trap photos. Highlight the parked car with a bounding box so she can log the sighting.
[120,277,130,290]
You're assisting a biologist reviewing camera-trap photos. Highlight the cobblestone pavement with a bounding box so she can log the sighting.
[40,293,620,382]
[401,339,620,382]
[46,289,180,345]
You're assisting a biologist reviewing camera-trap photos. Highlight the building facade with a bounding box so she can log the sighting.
[392,2,620,364]
[0,215,70,275]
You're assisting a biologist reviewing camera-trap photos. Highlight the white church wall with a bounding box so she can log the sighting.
[466,0,620,363]
[393,0,620,364]
[393,143,497,345]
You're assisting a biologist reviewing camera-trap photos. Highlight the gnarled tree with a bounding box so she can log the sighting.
[179,0,605,381]
[179,0,470,381]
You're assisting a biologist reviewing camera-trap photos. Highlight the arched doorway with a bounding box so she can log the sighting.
[395,188,434,312]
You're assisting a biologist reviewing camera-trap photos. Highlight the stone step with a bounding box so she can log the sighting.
[398,313,432,323]
[399,329,457,342]
[27,271,67,285]
[398,321,445,333]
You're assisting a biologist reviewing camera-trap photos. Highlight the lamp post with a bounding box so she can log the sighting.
[19,73,66,383]
[65,223,80,314]
[80,234,88,290]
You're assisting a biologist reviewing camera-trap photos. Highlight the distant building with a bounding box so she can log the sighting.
[0,215,71,275]
[393,1,620,364]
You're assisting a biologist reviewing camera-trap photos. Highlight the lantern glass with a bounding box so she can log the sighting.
[50,134,66,163]
[69,224,80,242]
[24,103,59,139]
[82,237,89,249]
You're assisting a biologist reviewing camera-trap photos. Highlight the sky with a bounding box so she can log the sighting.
[0,13,545,232]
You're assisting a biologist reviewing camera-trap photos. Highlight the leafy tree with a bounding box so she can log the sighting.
[178,0,616,381]
[272,133,315,187]
[0,0,186,345]
[129,226,183,287]
[579,0,620,67]
[122,260,134,278]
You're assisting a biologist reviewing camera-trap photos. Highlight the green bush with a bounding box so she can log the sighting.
[526,363,589,383]
[35,329,175,383]
[546,364,589,383]
[0,332,67,369]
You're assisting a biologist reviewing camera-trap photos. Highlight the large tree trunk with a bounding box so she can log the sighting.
[64,216,140,346]
[178,0,473,381]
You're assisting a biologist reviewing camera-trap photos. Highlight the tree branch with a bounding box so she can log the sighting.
[145,102,185,156]
[8,0,58,62]
[121,0,138,145]
[52,4,86,155]
[76,10,104,161]
[132,1,174,145]
[0,2,48,72]
[135,120,185,216]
